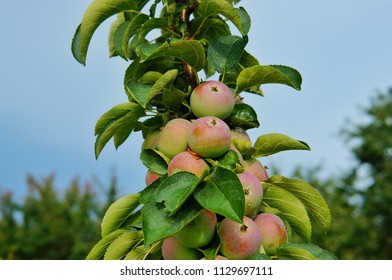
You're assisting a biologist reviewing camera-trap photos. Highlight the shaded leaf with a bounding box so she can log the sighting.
[140,40,206,71]
[208,35,247,73]
[141,197,202,247]
[155,172,201,215]
[193,166,245,222]
[228,103,260,130]
[140,149,169,175]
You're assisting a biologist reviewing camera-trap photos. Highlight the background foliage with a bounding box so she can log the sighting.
[0,174,118,259]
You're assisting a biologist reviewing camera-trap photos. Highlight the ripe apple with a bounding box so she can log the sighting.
[145,170,161,186]
[243,158,269,182]
[167,151,209,178]
[254,213,288,255]
[218,216,262,259]
[175,209,217,248]
[188,116,232,158]
[237,172,263,218]
[190,80,235,120]
[157,118,191,158]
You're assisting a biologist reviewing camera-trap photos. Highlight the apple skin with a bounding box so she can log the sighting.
[218,216,262,260]
[190,80,235,120]
[175,209,217,248]
[145,170,161,186]
[168,151,209,177]
[243,158,269,182]
[161,236,203,260]
[141,129,160,150]
[157,118,191,158]
[254,213,288,255]
[237,172,263,218]
[188,116,232,158]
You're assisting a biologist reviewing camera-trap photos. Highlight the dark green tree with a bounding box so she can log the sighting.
[340,87,392,259]
[294,88,392,259]
[0,174,119,259]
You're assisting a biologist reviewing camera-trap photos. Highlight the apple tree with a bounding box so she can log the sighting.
[72,0,336,260]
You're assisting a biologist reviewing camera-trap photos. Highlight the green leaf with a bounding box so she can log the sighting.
[253,133,310,157]
[262,185,312,242]
[276,246,317,260]
[140,149,169,175]
[281,243,338,260]
[216,150,241,171]
[228,103,260,130]
[124,242,162,260]
[101,193,141,237]
[155,172,201,215]
[104,231,143,260]
[95,102,138,135]
[85,229,128,260]
[193,166,245,223]
[94,103,145,159]
[114,14,150,60]
[124,58,175,89]
[236,65,302,93]
[127,81,152,107]
[198,0,250,35]
[208,35,247,73]
[71,0,148,65]
[140,177,166,204]
[141,197,202,247]
[265,175,331,233]
[108,14,126,57]
[140,40,206,71]
[135,18,168,47]
[248,253,272,260]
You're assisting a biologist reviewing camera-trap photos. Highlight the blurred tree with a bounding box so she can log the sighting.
[0,173,119,259]
[339,87,392,259]
[293,88,392,259]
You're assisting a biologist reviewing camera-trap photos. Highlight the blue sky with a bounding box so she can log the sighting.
[1,0,391,199]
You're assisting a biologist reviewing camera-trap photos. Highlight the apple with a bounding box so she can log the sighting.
[145,170,161,186]
[161,236,203,260]
[237,172,263,218]
[254,213,288,255]
[218,216,262,259]
[141,129,160,150]
[157,118,191,158]
[243,158,269,182]
[175,209,217,248]
[167,151,209,178]
[190,80,235,120]
[188,116,231,158]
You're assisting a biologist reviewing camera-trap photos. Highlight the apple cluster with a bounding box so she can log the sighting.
[141,80,288,259]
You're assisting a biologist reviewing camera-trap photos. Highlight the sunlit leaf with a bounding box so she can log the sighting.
[236,65,302,93]
[101,193,141,237]
[253,133,310,157]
